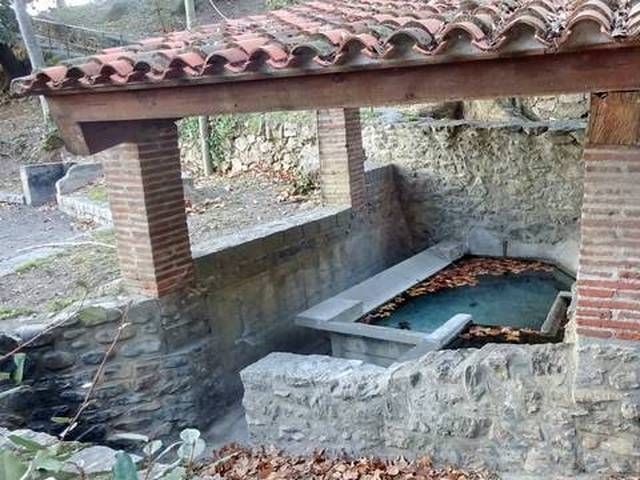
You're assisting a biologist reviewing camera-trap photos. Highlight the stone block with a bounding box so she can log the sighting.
[120,339,162,357]
[77,304,122,327]
[55,162,103,195]
[42,351,76,371]
[20,162,70,206]
[95,324,136,344]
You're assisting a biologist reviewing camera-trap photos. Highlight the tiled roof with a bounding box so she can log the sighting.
[13,0,640,96]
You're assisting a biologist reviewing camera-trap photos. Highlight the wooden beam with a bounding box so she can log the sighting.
[588,92,640,147]
[47,47,640,125]
[45,46,640,154]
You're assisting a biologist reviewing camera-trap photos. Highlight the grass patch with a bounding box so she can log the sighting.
[45,296,79,314]
[91,228,116,244]
[86,185,108,203]
[0,306,34,320]
[14,257,54,274]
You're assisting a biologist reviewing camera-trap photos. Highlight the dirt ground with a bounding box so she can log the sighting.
[0,98,56,192]
[187,171,321,248]
[0,168,319,321]
[43,0,270,37]
[0,231,120,322]
[0,0,318,322]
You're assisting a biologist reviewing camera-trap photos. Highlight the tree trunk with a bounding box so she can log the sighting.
[184,0,195,30]
[185,0,213,175]
[12,0,48,119]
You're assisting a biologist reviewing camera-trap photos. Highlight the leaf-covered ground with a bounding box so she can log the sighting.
[200,445,499,480]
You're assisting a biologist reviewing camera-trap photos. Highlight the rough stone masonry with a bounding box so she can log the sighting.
[241,337,640,477]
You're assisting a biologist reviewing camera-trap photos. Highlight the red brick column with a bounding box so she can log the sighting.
[575,92,640,341]
[317,108,366,211]
[102,120,194,297]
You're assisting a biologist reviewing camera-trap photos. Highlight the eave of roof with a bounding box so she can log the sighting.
[12,0,640,97]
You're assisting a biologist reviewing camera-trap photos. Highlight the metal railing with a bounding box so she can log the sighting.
[32,17,130,57]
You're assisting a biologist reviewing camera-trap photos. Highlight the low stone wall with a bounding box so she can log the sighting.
[241,338,640,476]
[217,102,585,269]
[0,166,413,443]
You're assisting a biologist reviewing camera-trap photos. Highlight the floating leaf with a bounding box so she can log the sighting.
[112,452,139,480]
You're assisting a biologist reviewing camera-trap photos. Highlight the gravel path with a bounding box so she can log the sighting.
[0,203,79,259]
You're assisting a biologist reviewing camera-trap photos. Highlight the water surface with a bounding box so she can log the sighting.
[372,271,571,333]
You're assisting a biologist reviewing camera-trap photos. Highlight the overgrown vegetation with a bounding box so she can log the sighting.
[0,306,33,321]
[41,128,65,152]
[179,115,241,172]
[0,0,17,45]
[265,0,300,9]
[46,0,186,36]
[0,426,208,480]
[86,184,109,203]
[14,256,57,275]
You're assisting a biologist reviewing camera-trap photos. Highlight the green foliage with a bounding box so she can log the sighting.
[0,434,85,480]
[0,0,18,45]
[0,427,206,480]
[266,0,299,9]
[113,452,138,480]
[208,116,240,168]
[14,257,54,274]
[11,354,25,384]
[46,295,80,314]
[179,116,241,172]
[0,306,33,320]
[290,171,317,196]
[41,129,65,152]
[87,185,109,203]
[0,450,27,480]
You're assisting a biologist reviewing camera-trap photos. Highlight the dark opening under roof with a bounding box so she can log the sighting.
[12,0,640,97]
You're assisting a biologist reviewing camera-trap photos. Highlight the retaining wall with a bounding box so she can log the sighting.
[241,337,640,476]
[0,166,413,443]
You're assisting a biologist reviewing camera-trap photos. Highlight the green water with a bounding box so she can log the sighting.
[372,271,572,333]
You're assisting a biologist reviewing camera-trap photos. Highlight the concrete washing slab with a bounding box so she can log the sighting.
[296,240,471,366]
[296,238,575,367]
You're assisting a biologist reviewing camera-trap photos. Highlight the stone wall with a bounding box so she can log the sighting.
[241,337,640,477]
[220,98,586,260]
[0,166,413,443]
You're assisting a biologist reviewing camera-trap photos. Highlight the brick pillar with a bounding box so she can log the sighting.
[317,108,366,210]
[102,120,194,297]
[575,92,640,341]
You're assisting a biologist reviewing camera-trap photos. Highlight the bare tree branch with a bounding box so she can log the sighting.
[208,0,228,21]
[59,301,132,441]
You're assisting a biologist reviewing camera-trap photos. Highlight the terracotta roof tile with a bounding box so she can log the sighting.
[13,0,640,96]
